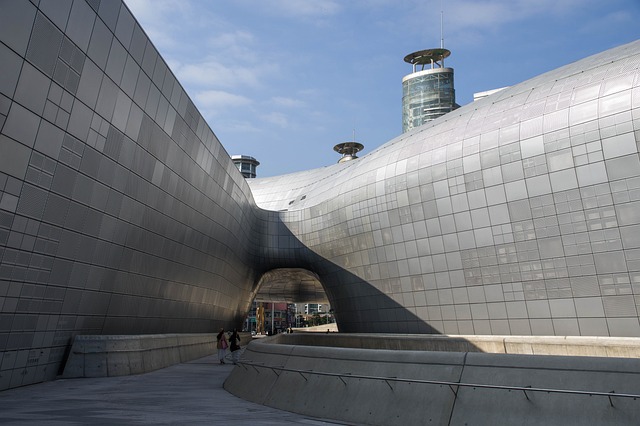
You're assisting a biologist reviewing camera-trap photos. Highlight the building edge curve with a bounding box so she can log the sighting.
[249,39,640,336]
[1,0,640,391]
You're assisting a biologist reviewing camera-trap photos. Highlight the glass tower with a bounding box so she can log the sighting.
[402,48,457,132]
[232,155,260,178]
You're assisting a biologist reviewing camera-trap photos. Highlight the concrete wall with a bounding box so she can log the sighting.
[224,334,640,425]
[62,333,214,378]
[63,332,250,378]
[271,332,640,357]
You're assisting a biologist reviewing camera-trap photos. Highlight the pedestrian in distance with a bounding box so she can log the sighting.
[216,328,228,364]
[229,329,241,365]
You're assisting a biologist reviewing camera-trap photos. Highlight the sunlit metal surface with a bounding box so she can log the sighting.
[1,0,640,392]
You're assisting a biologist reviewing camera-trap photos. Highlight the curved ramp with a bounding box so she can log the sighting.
[225,334,640,425]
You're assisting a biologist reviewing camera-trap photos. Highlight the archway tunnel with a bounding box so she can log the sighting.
[249,268,333,333]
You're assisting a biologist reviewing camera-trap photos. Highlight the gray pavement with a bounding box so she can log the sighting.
[0,354,353,425]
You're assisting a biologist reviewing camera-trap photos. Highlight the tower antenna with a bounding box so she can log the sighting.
[440,1,444,49]
[401,0,457,133]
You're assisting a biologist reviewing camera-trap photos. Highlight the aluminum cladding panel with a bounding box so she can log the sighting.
[249,40,640,336]
[0,0,259,391]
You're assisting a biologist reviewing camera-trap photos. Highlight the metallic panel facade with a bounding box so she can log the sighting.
[0,0,263,390]
[250,40,640,337]
[1,0,640,391]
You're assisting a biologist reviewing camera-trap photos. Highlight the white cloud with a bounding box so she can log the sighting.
[448,0,589,31]
[124,0,185,23]
[261,112,289,128]
[270,97,305,108]
[297,88,323,98]
[123,0,193,49]
[194,90,251,110]
[578,10,635,35]
[226,120,262,133]
[172,58,281,90]
[243,0,342,18]
[209,31,255,51]
[173,60,258,88]
[127,9,279,91]
[204,30,268,64]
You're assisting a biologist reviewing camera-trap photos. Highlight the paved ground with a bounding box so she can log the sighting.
[0,354,354,425]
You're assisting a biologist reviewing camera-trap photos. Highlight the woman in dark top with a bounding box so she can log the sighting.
[229,329,241,365]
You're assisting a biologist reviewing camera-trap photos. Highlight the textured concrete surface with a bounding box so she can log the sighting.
[62,333,252,379]
[226,335,640,426]
[62,334,214,378]
[0,354,355,425]
[270,332,640,358]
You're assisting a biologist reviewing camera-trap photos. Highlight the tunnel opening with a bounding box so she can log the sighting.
[248,268,335,334]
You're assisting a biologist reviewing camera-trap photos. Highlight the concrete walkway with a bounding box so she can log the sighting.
[0,355,356,425]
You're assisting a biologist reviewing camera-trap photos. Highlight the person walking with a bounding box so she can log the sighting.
[229,329,241,365]
[216,328,228,364]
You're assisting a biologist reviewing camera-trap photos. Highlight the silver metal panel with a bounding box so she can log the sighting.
[2,0,640,392]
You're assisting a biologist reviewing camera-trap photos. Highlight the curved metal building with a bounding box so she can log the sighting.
[1,0,640,390]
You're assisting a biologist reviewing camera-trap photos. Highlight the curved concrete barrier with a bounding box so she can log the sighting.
[225,334,640,425]
[266,333,640,357]
[63,332,251,378]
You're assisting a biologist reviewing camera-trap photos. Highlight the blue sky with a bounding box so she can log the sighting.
[124,0,640,178]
